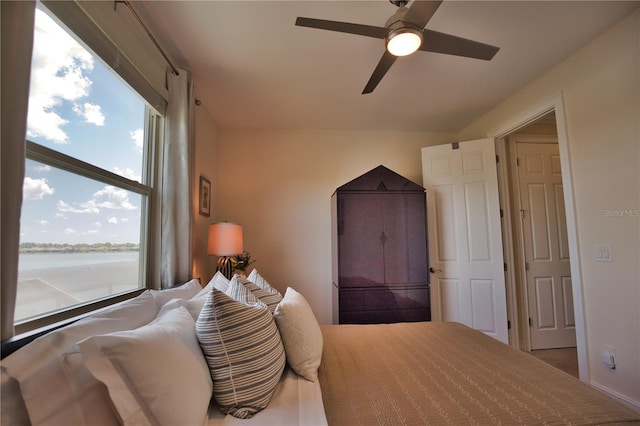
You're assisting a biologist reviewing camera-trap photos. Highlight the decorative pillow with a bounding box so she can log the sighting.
[200,271,230,296]
[79,304,212,426]
[150,278,202,307]
[196,286,286,419]
[273,287,324,382]
[232,275,282,313]
[2,291,159,426]
[247,268,282,296]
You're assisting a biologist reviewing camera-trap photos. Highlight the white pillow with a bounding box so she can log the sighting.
[164,296,208,321]
[2,291,159,426]
[200,271,230,296]
[61,351,120,425]
[0,369,30,425]
[196,284,286,419]
[150,278,202,307]
[273,287,323,382]
[79,304,212,426]
[247,268,282,296]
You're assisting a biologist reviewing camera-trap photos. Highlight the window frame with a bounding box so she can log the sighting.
[13,2,165,335]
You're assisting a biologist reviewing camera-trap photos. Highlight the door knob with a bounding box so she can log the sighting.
[429,267,442,273]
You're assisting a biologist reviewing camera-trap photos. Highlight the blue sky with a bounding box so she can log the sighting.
[20,8,147,245]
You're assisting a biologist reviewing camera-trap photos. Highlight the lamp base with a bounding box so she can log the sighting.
[216,256,235,280]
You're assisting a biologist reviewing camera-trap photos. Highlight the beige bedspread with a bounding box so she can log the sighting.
[318,322,639,425]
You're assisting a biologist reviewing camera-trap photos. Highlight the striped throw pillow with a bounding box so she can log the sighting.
[232,275,282,313]
[196,286,285,419]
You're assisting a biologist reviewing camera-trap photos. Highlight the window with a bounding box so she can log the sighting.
[16,5,160,330]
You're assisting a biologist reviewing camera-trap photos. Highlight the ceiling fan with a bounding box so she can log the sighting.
[295,0,499,94]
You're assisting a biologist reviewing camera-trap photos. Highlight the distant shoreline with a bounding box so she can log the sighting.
[20,249,139,254]
[19,243,139,255]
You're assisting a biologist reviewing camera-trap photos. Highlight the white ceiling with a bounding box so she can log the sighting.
[137,1,638,132]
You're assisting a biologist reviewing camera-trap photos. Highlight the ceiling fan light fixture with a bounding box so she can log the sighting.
[386,27,422,56]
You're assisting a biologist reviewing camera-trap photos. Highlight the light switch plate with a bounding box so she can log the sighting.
[602,344,616,369]
[595,244,613,262]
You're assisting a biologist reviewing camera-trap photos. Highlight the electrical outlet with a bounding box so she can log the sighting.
[602,344,616,369]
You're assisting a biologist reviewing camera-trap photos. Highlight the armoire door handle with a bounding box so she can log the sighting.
[429,267,442,273]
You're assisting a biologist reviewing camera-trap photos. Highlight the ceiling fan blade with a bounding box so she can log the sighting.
[296,17,388,39]
[403,0,443,29]
[419,29,499,60]
[362,51,398,94]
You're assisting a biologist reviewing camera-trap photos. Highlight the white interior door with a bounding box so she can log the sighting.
[422,139,508,343]
[515,142,575,349]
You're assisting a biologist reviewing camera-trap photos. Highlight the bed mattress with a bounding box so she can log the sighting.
[318,321,640,425]
[206,367,327,425]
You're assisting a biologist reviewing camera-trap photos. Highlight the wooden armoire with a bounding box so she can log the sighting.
[331,165,430,324]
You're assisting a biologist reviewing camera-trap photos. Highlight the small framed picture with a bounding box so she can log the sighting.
[199,176,211,217]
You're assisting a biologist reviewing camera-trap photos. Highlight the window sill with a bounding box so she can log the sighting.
[2,289,145,359]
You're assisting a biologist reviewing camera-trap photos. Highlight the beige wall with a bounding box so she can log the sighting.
[191,105,220,284]
[458,10,640,407]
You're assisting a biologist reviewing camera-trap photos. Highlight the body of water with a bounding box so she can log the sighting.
[16,251,141,322]
[18,251,139,271]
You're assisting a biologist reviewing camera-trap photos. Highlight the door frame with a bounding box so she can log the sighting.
[488,91,588,382]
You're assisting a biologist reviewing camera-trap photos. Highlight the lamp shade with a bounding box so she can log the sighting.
[208,222,243,255]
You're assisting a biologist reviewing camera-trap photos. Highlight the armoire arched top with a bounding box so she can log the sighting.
[334,165,425,193]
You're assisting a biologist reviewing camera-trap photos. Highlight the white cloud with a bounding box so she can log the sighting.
[64,228,77,235]
[92,222,102,228]
[57,199,99,214]
[93,186,137,210]
[73,102,105,126]
[107,216,118,224]
[37,220,48,226]
[26,9,96,144]
[56,185,136,217]
[113,167,141,182]
[23,177,54,200]
[130,128,143,153]
[35,164,52,172]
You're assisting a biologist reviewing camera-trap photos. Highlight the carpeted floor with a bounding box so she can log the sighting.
[530,347,579,378]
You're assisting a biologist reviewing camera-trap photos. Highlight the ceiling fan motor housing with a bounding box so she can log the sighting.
[385,7,423,56]
[385,6,410,29]
[385,6,423,39]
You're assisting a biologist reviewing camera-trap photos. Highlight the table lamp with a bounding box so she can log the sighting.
[208,222,243,279]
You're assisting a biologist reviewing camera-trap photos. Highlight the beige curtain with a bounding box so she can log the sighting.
[160,69,194,288]
[1,1,36,341]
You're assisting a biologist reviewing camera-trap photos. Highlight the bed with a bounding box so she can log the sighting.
[2,271,639,426]
[318,322,640,425]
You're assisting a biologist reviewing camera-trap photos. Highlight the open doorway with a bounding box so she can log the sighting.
[496,110,578,374]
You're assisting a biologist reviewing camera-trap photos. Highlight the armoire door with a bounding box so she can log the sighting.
[337,193,385,287]
[382,193,429,285]
[338,193,428,287]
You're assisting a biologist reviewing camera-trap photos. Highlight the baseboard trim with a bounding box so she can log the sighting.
[591,381,640,413]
